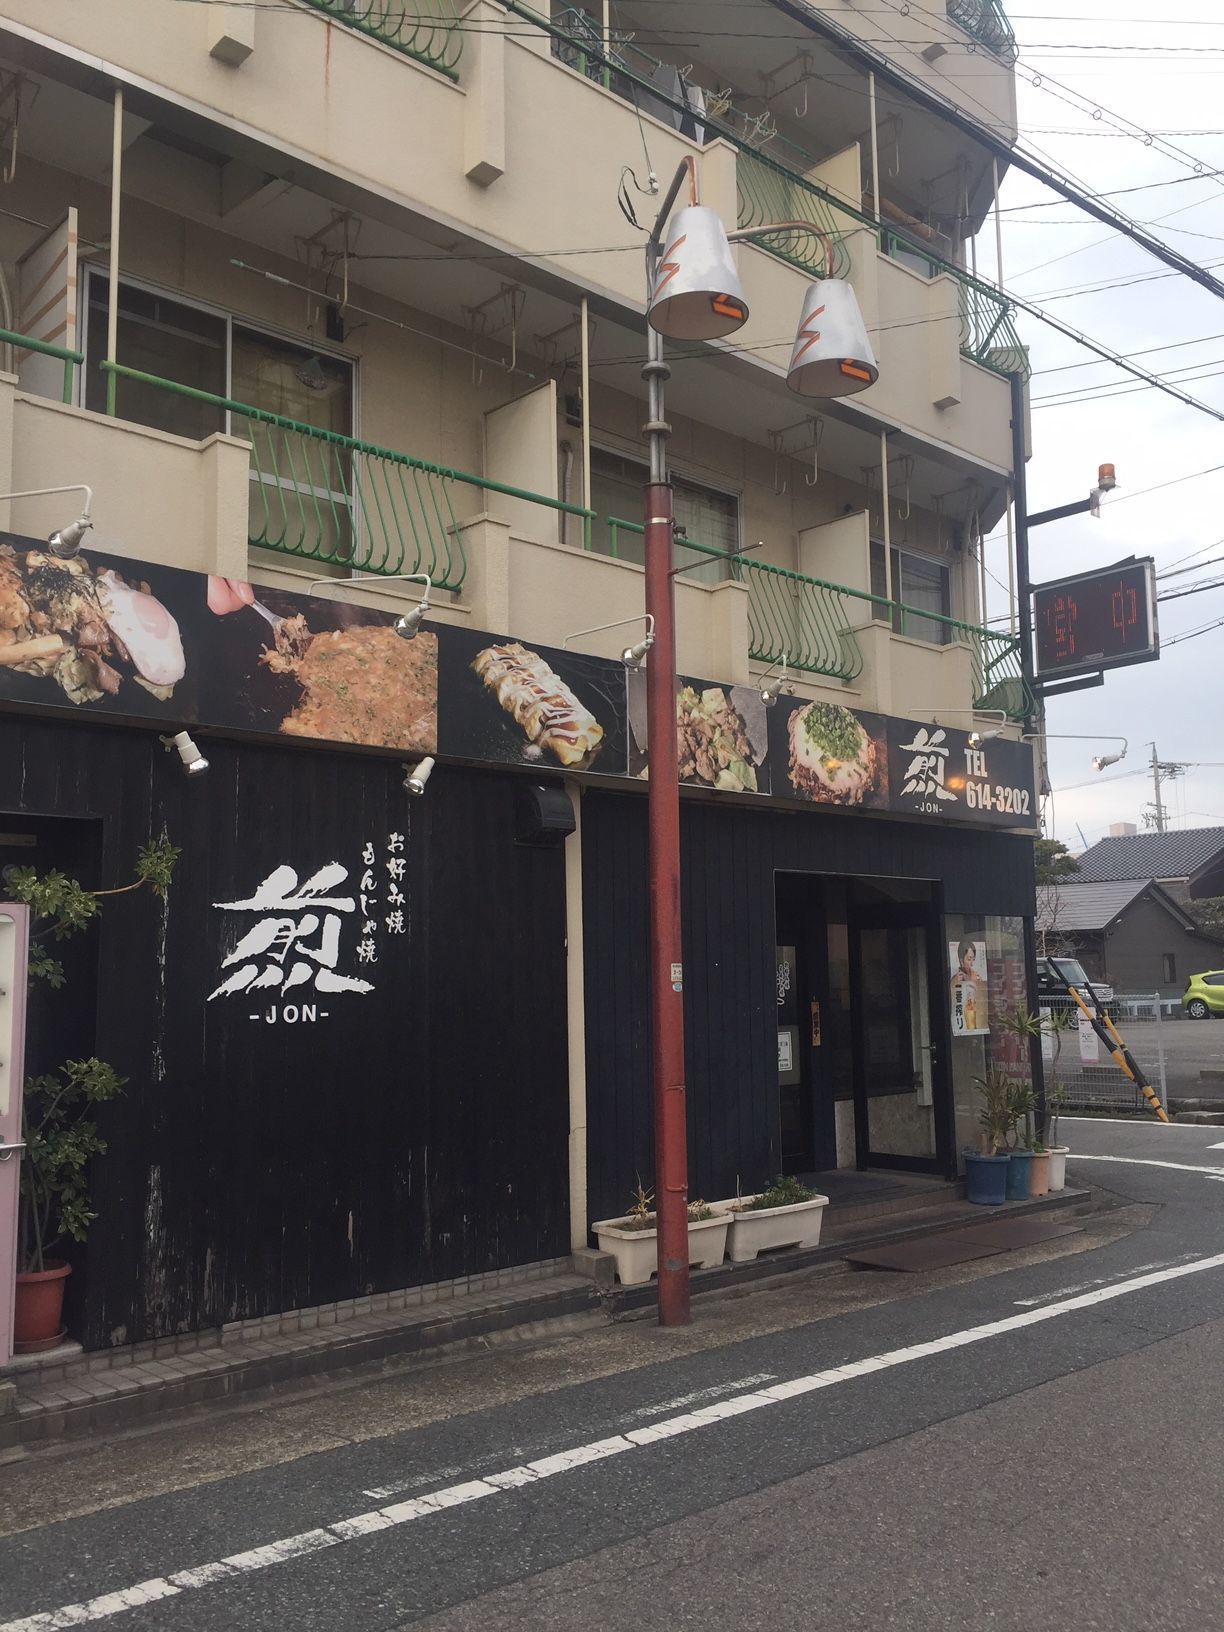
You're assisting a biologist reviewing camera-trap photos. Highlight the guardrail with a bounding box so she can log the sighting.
[295,0,462,79]
[0,326,82,404]
[99,362,594,590]
[605,520,1027,711]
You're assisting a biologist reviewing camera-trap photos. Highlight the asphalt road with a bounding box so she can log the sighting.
[6,1121,1224,1631]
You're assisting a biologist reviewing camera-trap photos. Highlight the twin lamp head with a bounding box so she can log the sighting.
[646,205,879,399]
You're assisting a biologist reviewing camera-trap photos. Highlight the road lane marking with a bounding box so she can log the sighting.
[1061,1117,1206,1130]
[9,1250,1224,1631]
[623,1372,778,1420]
[1070,1153,1224,1178]
[1013,1254,1203,1306]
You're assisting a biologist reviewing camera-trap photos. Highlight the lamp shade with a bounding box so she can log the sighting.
[786,279,879,398]
[647,206,749,341]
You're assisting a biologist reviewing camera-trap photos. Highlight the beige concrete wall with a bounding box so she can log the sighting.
[7,388,251,576]
[0,4,1013,467]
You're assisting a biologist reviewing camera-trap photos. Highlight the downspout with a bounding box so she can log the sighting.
[559,439,574,547]
[564,780,588,1253]
[580,294,592,551]
[106,86,123,416]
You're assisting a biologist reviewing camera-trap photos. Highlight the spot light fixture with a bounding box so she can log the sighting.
[1022,732,1128,772]
[563,614,656,669]
[305,572,432,641]
[0,484,94,558]
[757,652,794,709]
[161,730,209,777]
[403,756,435,796]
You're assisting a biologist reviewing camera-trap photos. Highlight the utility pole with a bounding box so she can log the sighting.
[1149,742,1166,834]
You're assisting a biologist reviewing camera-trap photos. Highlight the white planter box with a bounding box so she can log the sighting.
[591,1212,730,1286]
[715,1194,829,1263]
[1047,1147,1069,1192]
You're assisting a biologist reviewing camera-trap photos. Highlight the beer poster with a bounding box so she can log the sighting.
[949,938,990,1037]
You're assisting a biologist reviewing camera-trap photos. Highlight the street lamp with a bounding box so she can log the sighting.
[640,158,878,1325]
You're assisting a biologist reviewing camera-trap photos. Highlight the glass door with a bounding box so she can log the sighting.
[849,905,946,1172]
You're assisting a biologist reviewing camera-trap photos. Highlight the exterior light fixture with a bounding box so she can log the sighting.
[0,484,94,558]
[403,755,434,796]
[757,652,793,708]
[1022,731,1128,770]
[305,571,432,640]
[931,709,1008,743]
[786,280,879,398]
[161,730,209,776]
[563,613,656,668]
[647,205,749,341]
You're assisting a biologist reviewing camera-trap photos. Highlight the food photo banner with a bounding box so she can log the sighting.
[0,534,1035,829]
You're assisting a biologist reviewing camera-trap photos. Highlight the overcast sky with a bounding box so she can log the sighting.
[972,0,1224,851]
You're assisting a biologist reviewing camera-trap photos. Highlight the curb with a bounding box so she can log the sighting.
[2,1186,1096,1452]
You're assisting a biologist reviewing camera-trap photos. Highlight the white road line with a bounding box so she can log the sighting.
[1062,1117,1202,1129]
[8,1250,1224,1632]
[623,1372,778,1420]
[1013,1255,1203,1307]
[1070,1153,1224,1178]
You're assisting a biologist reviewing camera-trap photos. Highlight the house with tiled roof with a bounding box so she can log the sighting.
[1038,877,1224,998]
[1072,828,1224,906]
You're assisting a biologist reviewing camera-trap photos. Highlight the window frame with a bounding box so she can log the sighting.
[1162,953,1178,985]
[586,441,742,578]
[869,538,955,645]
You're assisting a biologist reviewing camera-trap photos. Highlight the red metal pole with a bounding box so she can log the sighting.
[643,478,690,1326]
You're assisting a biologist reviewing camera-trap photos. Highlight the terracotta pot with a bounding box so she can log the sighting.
[1028,1151,1051,1197]
[13,1261,71,1353]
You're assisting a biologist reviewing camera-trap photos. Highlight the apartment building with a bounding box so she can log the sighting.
[0,0,1040,1350]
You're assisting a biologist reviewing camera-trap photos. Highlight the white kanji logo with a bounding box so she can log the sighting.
[386,909,405,935]
[208,863,375,1000]
[899,727,957,802]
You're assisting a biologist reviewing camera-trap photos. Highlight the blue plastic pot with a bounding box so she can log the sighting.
[964,1152,1010,1206]
[1004,1149,1033,1201]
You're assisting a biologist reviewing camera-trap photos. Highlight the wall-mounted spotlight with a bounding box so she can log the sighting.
[305,571,432,641]
[161,730,209,777]
[927,709,1008,745]
[403,755,435,797]
[0,484,94,558]
[1023,731,1128,772]
[757,652,793,709]
[563,614,656,669]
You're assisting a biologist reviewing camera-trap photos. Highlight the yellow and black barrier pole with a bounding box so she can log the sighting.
[1066,987,1170,1124]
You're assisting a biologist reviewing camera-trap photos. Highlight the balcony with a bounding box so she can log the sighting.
[946,0,1018,62]
[295,0,463,78]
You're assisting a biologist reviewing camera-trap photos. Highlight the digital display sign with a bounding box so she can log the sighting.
[1032,557,1159,683]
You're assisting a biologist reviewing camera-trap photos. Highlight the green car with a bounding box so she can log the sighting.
[1183,970,1224,1020]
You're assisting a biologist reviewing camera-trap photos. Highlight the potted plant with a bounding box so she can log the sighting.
[8,839,177,1350]
[1004,1078,1036,1200]
[15,1059,125,1351]
[1027,1140,1051,1197]
[592,1181,731,1286]
[966,1067,1013,1205]
[1045,1082,1070,1191]
[717,1175,829,1263]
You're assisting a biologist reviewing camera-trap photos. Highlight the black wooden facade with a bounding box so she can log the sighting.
[580,788,1037,1225]
[1,714,570,1349]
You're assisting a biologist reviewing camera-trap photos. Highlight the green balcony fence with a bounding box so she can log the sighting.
[296,0,463,79]
[607,521,1027,714]
[736,151,852,281]
[946,0,1018,62]
[0,326,82,403]
[99,362,594,591]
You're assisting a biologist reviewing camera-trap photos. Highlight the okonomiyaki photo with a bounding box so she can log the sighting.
[787,700,885,806]
[470,642,605,767]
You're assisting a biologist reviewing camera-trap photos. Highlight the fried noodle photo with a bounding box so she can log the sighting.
[0,545,185,704]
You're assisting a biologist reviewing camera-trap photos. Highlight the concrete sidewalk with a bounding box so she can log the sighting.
[1,1180,1092,1454]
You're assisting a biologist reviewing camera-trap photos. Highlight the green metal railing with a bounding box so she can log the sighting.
[99,362,594,590]
[0,326,82,403]
[296,0,462,78]
[946,0,1018,62]
[957,269,1026,376]
[606,519,1027,714]
[736,151,852,281]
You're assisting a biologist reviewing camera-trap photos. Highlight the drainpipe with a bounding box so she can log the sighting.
[580,295,592,549]
[106,86,123,416]
[564,780,588,1252]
